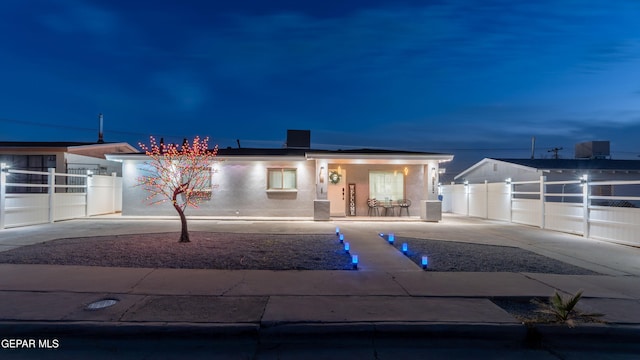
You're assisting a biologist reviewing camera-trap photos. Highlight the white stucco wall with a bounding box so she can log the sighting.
[122,158,316,217]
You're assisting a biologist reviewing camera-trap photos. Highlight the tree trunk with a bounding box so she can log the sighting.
[172,188,190,243]
[175,205,190,243]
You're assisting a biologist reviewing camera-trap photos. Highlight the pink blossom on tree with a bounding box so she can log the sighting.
[138,136,218,242]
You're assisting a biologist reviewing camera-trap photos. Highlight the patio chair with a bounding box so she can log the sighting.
[398,199,411,216]
[367,198,380,216]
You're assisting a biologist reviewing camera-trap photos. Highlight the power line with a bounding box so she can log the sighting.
[0,118,195,142]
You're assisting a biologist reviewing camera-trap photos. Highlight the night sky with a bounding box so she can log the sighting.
[1,0,640,175]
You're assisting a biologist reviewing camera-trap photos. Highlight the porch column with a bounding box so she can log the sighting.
[313,159,330,220]
[421,162,442,221]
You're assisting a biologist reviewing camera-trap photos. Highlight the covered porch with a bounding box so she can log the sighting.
[308,151,453,221]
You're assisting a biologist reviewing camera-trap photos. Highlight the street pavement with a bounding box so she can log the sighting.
[0,214,639,358]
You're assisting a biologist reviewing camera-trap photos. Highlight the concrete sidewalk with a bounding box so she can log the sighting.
[1,215,639,350]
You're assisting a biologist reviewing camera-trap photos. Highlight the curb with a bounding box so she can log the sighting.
[532,323,640,349]
[0,321,259,339]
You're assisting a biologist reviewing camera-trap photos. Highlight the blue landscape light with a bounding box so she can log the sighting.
[421,256,428,270]
[379,233,384,237]
[339,233,344,243]
[344,242,350,253]
[388,233,395,244]
[402,243,408,254]
[352,254,358,269]
[336,227,340,236]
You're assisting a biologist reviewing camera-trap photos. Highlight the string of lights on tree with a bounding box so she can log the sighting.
[137,135,218,242]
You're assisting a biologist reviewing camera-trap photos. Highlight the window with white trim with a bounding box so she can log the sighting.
[267,168,297,190]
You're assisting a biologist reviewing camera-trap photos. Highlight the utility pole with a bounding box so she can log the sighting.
[548,147,563,159]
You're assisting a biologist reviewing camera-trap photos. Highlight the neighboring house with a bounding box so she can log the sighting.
[454,141,640,184]
[454,157,640,184]
[0,141,137,192]
[453,157,640,206]
[107,130,453,221]
[441,144,640,244]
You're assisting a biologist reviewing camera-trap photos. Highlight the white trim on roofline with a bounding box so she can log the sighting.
[108,152,454,164]
[69,142,138,153]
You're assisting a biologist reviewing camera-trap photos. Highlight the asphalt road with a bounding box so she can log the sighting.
[2,334,639,359]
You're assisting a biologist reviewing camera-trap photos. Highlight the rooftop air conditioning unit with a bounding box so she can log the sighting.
[575,141,610,159]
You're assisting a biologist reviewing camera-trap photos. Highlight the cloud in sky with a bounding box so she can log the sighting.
[1,0,640,170]
[38,0,118,36]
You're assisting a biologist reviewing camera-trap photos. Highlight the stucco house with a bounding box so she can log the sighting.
[0,141,136,193]
[0,141,137,176]
[107,130,453,221]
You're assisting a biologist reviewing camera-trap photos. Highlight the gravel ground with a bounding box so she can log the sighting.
[0,232,600,274]
[387,235,599,274]
[0,232,353,270]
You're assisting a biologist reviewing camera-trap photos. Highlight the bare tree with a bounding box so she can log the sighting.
[138,136,218,242]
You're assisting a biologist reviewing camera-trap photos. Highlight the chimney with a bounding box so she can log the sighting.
[97,113,104,144]
[286,130,311,149]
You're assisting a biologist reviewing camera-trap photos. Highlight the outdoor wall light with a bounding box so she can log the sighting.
[505,178,512,184]
[344,242,350,253]
[319,166,325,183]
[388,233,395,244]
[464,180,469,186]
[404,167,409,176]
[421,256,429,270]
[402,243,408,254]
[352,254,359,269]
[339,233,344,243]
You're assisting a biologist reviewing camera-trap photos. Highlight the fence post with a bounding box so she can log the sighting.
[508,180,513,224]
[464,181,470,217]
[0,163,6,229]
[85,170,92,217]
[582,175,590,238]
[540,175,546,229]
[111,172,117,213]
[48,168,55,223]
[484,180,489,219]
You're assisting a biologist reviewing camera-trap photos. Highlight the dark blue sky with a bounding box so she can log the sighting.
[1,0,640,174]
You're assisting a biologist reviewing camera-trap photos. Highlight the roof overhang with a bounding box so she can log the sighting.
[106,153,308,162]
[68,142,138,153]
[108,152,454,165]
[306,152,454,165]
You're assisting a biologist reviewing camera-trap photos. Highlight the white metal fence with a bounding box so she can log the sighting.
[0,163,122,229]
[441,176,640,246]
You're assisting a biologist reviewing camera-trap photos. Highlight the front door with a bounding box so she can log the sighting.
[328,169,346,216]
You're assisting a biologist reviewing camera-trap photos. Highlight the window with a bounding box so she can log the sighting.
[191,166,213,200]
[268,168,297,190]
[369,171,404,201]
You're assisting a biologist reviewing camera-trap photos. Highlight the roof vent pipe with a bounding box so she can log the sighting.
[531,136,535,159]
[97,113,104,144]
